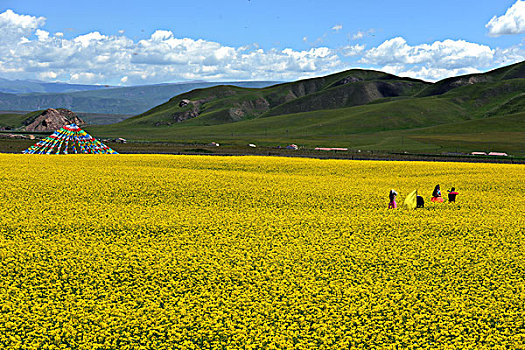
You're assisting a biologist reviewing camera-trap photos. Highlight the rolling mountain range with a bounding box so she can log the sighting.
[0,81,279,115]
[0,78,112,94]
[1,61,524,155]
[91,60,525,155]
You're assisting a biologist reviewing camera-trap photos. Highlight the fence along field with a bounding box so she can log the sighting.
[0,154,524,349]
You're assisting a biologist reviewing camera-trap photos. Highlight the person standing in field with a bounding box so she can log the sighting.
[447,187,459,202]
[389,189,398,209]
[431,184,444,203]
[416,195,425,208]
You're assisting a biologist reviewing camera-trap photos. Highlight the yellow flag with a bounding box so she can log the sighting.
[404,189,418,209]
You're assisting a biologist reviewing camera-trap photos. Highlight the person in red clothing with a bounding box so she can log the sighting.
[447,187,459,202]
[431,184,444,203]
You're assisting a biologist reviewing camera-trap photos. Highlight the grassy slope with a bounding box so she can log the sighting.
[0,110,47,129]
[90,97,466,147]
[0,112,26,129]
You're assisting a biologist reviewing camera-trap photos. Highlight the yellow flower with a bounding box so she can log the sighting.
[0,154,523,349]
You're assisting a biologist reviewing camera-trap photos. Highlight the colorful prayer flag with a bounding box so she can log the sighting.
[23,124,118,155]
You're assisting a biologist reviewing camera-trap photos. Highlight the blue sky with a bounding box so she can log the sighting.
[0,0,524,84]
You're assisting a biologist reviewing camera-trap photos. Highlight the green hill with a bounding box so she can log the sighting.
[0,112,27,130]
[89,61,525,155]
[417,60,525,97]
[117,69,429,128]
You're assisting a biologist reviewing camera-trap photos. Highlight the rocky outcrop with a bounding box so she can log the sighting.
[331,76,363,87]
[450,76,489,88]
[179,99,191,107]
[23,108,84,132]
[171,108,200,123]
[154,99,205,126]
[228,98,271,121]
[173,98,216,123]
[419,75,491,97]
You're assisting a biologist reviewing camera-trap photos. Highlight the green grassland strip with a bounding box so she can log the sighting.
[0,113,26,128]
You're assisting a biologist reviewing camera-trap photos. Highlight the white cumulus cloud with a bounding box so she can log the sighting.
[486,0,525,36]
[150,30,173,41]
[0,9,523,85]
[0,9,344,85]
[0,9,45,32]
[38,71,57,80]
[341,44,365,57]
[73,32,108,47]
[35,29,49,41]
[363,37,495,68]
[358,37,522,81]
[0,9,45,45]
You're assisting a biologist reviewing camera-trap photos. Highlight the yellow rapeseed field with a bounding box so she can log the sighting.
[0,154,524,349]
